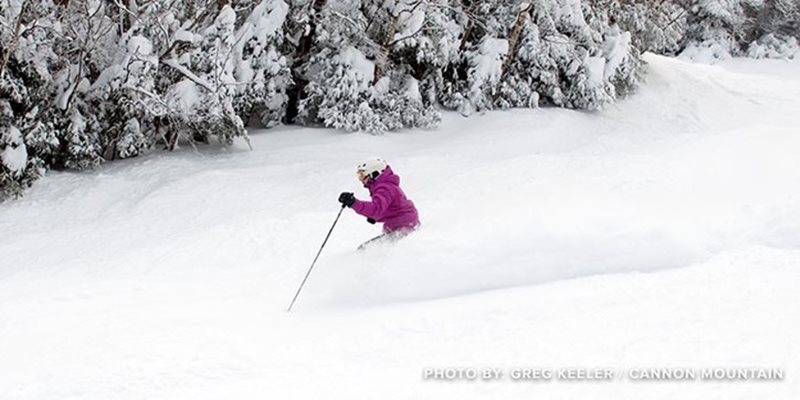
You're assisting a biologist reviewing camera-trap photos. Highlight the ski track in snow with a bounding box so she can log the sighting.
[1,54,799,399]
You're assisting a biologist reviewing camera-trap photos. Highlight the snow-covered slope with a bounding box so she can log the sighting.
[1,54,799,399]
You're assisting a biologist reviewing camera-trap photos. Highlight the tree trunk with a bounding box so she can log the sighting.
[501,2,533,78]
[285,0,328,124]
[373,12,400,84]
[459,0,478,51]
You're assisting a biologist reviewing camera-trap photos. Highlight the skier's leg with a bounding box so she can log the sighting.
[357,234,388,251]
[357,226,418,250]
[385,226,415,242]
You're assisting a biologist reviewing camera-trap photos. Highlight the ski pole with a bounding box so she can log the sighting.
[287,205,346,312]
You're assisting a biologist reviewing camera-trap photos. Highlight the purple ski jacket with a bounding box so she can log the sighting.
[353,166,420,233]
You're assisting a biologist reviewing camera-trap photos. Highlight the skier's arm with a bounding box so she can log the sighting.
[353,187,392,220]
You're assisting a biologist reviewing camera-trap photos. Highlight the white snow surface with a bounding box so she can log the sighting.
[1,54,800,399]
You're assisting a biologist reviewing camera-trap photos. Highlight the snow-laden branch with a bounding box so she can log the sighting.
[161,58,216,92]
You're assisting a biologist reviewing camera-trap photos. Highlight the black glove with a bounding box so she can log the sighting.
[367,218,376,224]
[338,192,356,208]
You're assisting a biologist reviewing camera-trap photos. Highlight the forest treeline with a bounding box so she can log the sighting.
[1,0,798,199]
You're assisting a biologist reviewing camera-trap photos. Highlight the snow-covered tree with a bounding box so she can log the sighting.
[680,0,755,59]
[677,0,800,59]
[233,0,292,127]
[295,0,439,133]
[744,0,800,58]
[600,0,687,55]
[0,0,58,199]
[437,0,640,114]
[83,33,161,160]
[9,0,757,200]
[160,4,246,148]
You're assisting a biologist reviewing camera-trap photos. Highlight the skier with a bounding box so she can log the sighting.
[338,157,420,249]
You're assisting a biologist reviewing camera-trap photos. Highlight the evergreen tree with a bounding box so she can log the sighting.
[0,0,58,198]
[233,0,292,127]
[16,0,792,199]
[162,4,246,147]
[296,0,439,133]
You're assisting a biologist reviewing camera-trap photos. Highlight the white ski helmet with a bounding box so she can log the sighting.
[357,156,388,180]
